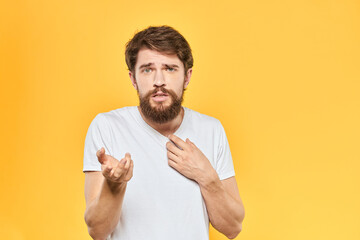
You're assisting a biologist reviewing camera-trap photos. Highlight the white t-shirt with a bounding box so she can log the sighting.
[83,106,235,240]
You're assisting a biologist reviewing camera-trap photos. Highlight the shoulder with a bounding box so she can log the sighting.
[184,107,224,134]
[185,107,222,126]
[96,106,137,123]
[87,106,137,133]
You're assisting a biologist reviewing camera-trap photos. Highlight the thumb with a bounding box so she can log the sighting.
[96,147,107,164]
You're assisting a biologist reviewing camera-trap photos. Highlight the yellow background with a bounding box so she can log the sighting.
[1,0,359,239]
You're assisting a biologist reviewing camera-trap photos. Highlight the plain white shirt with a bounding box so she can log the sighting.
[83,106,235,240]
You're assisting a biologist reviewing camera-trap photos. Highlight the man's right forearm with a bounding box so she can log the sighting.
[84,180,127,240]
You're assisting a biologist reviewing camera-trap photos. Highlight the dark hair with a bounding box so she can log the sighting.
[125,25,193,74]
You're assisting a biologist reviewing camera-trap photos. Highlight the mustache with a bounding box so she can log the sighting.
[150,86,169,95]
[141,86,181,101]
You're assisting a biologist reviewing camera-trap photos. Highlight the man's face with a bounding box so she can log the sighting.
[129,48,192,123]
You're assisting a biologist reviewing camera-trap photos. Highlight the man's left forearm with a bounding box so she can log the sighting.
[165,135,244,238]
[197,170,245,239]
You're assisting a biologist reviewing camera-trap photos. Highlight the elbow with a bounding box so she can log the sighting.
[226,223,242,239]
[227,208,245,239]
[227,206,245,239]
[87,223,112,240]
[84,212,110,240]
[84,212,96,237]
[88,227,108,240]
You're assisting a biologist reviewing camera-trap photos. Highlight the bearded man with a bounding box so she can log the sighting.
[83,26,245,240]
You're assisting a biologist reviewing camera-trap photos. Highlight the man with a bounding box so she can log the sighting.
[83,26,245,240]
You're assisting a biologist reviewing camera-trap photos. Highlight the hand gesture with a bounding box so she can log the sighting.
[96,147,134,184]
[166,135,217,185]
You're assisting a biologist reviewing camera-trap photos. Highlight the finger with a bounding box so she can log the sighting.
[124,160,134,181]
[166,141,183,156]
[124,158,131,170]
[96,147,107,164]
[110,167,116,177]
[113,164,123,178]
[118,158,127,168]
[108,158,125,177]
[105,164,112,173]
[130,159,134,170]
[114,156,131,178]
[186,138,197,148]
[167,150,180,162]
[168,134,188,151]
[112,159,125,178]
[102,164,112,176]
[124,153,131,169]
[168,158,180,172]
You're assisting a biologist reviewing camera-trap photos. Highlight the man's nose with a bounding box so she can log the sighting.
[153,70,165,87]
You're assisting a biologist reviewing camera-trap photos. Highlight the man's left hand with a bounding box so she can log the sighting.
[166,134,217,185]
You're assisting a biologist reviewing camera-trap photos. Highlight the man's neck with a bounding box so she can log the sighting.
[137,106,184,137]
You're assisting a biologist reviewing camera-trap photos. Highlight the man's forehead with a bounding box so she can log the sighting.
[135,48,182,68]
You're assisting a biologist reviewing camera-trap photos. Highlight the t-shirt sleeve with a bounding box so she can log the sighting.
[215,120,235,180]
[83,113,113,172]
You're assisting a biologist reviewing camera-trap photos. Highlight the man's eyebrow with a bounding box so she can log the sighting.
[138,63,180,69]
[164,64,179,68]
[139,63,153,69]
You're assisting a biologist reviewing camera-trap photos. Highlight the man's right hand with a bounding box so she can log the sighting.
[96,147,134,184]
[85,149,133,239]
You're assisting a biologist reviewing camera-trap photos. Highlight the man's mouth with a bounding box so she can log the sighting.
[152,92,168,97]
[152,92,169,102]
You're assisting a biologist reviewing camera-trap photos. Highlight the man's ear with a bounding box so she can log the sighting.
[129,71,138,90]
[184,68,192,89]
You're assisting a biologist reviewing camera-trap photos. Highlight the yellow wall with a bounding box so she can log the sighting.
[1,0,359,239]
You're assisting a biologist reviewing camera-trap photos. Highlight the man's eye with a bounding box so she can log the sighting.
[167,67,175,72]
[144,68,152,73]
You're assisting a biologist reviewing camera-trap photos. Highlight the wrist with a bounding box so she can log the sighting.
[106,179,127,194]
[197,169,220,190]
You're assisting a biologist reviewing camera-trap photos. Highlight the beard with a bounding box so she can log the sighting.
[139,86,184,124]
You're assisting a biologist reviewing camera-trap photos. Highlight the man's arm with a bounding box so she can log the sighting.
[84,148,134,240]
[199,175,245,239]
[166,135,245,239]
